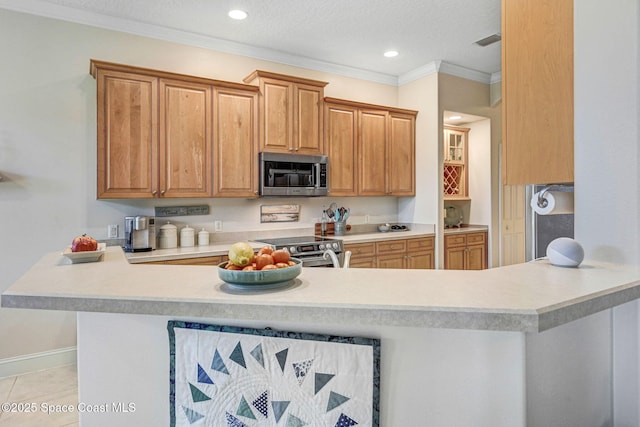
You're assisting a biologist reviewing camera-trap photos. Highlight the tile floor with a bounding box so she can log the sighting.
[0,364,78,426]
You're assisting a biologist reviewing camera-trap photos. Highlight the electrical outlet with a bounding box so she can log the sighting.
[364,215,370,224]
[107,224,118,238]
[214,220,223,232]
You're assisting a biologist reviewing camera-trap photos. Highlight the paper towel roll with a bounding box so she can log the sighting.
[531,191,574,215]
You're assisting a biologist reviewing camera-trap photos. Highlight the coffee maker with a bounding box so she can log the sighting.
[124,216,156,252]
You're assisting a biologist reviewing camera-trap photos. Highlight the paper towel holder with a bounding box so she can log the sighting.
[536,184,574,209]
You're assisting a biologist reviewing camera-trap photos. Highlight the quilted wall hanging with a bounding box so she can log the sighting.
[168,321,380,427]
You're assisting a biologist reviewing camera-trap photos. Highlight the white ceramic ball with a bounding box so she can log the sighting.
[546,237,584,267]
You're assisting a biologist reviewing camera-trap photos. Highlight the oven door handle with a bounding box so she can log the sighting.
[300,254,342,267]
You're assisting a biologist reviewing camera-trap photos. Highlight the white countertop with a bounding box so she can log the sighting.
[126,241,265,263]
[126,225,439,263]
[2,246,640,333]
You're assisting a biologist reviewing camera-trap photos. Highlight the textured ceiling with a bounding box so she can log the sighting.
[3,0,501,82]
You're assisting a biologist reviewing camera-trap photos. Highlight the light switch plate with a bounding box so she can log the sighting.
[107,224,118,239]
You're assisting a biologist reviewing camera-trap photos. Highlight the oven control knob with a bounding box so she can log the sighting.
[332,243,340,250]
[319,244,325,250]
[289,246,297,254]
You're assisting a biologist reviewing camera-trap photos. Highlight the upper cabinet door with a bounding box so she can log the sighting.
[244,70,327,155]
[325,102,358,196]
[96,69,158,199]
[213,87,259,197]
[159,79,212,198]
[388,112,416,196]
[261,78,293,153]
[358,109,388,196]
[443,125,470,200]
[502,0,574,185]
[294,83,324,154]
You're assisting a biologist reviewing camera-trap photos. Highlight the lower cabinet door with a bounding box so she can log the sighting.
[377,254,406,269]
[466,245,487,270]
[444,247,466,270]
[407,251,434,269]
[349,258,377,268]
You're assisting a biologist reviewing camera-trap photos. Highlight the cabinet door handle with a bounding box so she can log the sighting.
[161,190,166,195]
[152,190,157,196]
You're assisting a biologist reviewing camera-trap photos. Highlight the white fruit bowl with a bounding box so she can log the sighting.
[62,243,106,264]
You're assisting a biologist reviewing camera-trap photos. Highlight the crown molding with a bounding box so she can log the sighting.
[438,62,493,84]
[0,0,500,87]
[398,60,499,86]
[397,61,442,86]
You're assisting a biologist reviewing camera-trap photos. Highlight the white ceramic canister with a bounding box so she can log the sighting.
[198,228,210,246]
[158,221,177,249]
[180,225,195,247]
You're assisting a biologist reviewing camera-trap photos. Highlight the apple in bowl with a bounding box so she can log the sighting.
[71,234,98,252]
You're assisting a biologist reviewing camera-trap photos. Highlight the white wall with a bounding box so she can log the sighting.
[78,312,528,426]
[467,119,492,228]
[574,0,640,425]
[397,73,440,226]
[0,9,404,361]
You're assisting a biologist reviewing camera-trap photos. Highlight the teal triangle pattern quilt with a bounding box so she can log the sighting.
[168,321,380,426]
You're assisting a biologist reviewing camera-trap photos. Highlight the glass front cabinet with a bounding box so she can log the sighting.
[443,125,470,199]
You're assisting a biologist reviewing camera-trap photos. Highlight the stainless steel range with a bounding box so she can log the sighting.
[258,236,343,267]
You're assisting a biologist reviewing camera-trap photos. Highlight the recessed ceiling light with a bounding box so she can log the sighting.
[383,50,399,58]
[228,9,248,20]
[448,115,463,120]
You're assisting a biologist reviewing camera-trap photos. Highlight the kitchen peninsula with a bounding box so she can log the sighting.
[3,247,639,426]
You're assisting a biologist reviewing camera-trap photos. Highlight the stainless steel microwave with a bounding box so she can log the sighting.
[259,152,328,196]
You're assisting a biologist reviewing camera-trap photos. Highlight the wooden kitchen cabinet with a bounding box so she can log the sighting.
[94,68,158,198]
[325,102,358,196]
[444,231,487,270]
[243,70,328,155]
[359,109,416,196]
[345,236,434,269]
[159,79,212,198]
[324,97,417,197]
[212,86,259,197]
[91,60,260,199]
[376,239,407,269]
[443,125,470,200]
[387,112,416,196]
[406,237,435,269]
[345,242,377,268]
[502,0,573,185]
[359,109,389,195]
[94,68,213,199]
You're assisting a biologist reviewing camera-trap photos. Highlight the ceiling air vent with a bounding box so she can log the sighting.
[474,33,501,47]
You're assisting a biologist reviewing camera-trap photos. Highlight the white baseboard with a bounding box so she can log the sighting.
[0,347,77,378]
